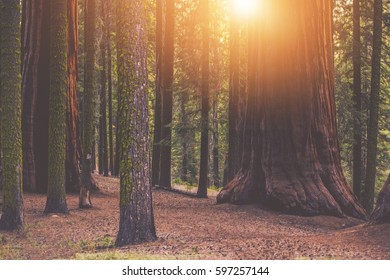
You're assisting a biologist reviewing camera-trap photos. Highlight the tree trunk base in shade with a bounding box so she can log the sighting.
[370,174,390,223]
[44,198,68,214]
[79,186,93,209]
[115,205,157,247]
[0,210,24,231]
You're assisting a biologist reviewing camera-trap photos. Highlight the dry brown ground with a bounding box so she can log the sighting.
[0,174,389,260]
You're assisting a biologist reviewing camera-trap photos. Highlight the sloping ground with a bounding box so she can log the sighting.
[0,174,389,260]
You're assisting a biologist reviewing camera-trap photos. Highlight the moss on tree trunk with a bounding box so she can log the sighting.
[0,0,24,230]
[115,0,156,246]
[44,0,69,214]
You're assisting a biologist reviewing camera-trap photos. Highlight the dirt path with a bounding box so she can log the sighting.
[1,174,389,259]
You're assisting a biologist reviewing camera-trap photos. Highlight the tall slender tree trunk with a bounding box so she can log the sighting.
[104,0,114,175]
[115,0,157,246]
[225,14,241,185]
[99,3,108,177]
[66,0,82,193]
[21,0,42,193]
[0,0,24,230]
[159,0,174,189]
[179,91,187,182]
[197,0,210,198]
[212,92,220,188]
[364,0,383,214]
[152,0,163,187]
[352,0,363,202]
[44,0,69,214]
[80,0,97,208]
[217,0,366,219]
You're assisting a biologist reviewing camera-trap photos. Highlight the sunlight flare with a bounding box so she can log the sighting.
[232,0,257,17]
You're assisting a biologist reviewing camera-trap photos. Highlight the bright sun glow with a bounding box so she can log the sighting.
[232,0,257,17]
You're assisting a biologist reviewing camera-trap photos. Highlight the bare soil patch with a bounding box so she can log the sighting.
[1,174,389,259]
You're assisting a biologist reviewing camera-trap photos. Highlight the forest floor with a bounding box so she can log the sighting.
[0,174,389,260]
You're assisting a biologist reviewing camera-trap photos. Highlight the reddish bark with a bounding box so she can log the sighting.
[66,0,82,193]
[217,0,366,219]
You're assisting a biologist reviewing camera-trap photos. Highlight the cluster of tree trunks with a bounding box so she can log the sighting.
[218,0,367,219]
[21,0,82,194]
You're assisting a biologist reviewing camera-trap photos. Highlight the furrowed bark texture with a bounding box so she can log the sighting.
[66,0,82,193]
[80,0,97,208]
[0,0,24,230]
[115,0,156,246]
[217,0,366,219]
[44,0,69,214]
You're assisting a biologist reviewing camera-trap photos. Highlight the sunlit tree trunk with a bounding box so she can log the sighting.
[115,0,157,246]
[217,0,366,219]
[66,0,82,193]
[197,0,210,198]
[0,0,24,230]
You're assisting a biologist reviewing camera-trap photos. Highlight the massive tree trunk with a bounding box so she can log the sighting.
[159,0,174,189]
[352,0,363,201]
[44,0,69,214]
[371,173,390,223]
[217,0,367,219]
[151,0,163,187]
[197,0,210,198]
[364,0,383,214]
[0,0,24,230]
[115,0,157,246]
[80,0,97,208]
[66,0,82,193]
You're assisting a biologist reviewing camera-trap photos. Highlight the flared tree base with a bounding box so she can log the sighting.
[44,197,69,214]
[115,205,157,247]
[0,210,24,231]
[218,168,367,220]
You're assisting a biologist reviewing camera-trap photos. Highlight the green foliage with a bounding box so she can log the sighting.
[334,0,389,195]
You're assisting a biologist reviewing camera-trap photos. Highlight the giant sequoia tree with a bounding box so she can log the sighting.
[0,0,24,229]
[371,173,390,223]
[217,0,367,219]
[115,0,156,246]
